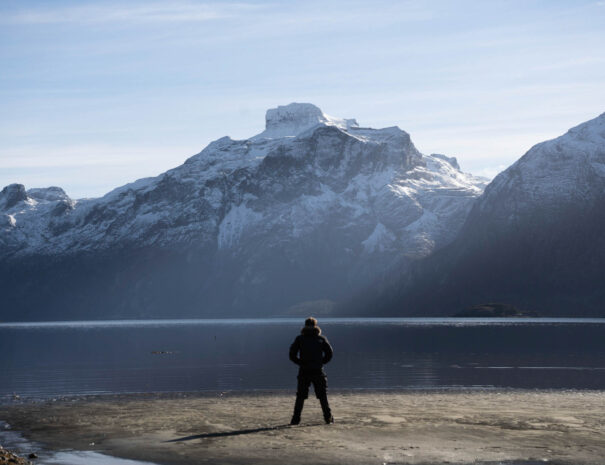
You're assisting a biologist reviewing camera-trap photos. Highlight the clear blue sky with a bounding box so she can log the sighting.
[1,0,604,198]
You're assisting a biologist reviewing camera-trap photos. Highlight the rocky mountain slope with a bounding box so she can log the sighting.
[0,103,485,320]
[358,112,605,317]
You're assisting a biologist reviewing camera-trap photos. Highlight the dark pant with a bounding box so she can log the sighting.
[296,368,327,399]
[292,368,331,422]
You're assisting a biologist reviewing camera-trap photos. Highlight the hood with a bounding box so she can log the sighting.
[301,326,321,336]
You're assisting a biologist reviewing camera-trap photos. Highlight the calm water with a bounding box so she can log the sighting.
[2,318,605,400]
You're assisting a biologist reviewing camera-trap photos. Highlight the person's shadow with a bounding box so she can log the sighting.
[166,423,324,442]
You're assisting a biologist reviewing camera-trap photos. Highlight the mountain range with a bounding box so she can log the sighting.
[0,103,486,320]
[350,111,605,317]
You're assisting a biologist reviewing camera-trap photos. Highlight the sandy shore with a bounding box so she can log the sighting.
[1,390,604,465]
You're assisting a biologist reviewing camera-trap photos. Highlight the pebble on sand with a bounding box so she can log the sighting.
[0,445,32,465]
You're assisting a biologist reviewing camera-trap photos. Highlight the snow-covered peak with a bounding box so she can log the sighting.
[518,111,605,164]
[508,112,604,177]
[566,111,605,141]
[475,111,605,218]
[28,186,70,203]
[430,153,460,170]
[255,102,358,139]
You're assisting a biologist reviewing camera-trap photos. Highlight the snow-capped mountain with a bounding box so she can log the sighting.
[473,111,605,223]
[0,103,485,320]
[360,112,605,317]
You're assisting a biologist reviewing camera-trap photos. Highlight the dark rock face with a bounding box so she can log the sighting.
[27,186,69,202]
[357,112,605,317]
[0,184,28,209]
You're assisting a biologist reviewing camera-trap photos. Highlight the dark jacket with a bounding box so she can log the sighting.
[289,326,333,371]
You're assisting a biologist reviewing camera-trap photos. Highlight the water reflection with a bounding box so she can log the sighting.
[1,319,605,399]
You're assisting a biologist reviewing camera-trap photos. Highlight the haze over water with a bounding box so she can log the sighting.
[2,318,605,400]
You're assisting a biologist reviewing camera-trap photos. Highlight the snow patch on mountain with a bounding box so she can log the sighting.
[1,214,16,229]
[362,223,396,253]
[431,153,460,170]
[218,204,264,250]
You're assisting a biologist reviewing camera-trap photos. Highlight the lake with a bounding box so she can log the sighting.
[2,318,605,400]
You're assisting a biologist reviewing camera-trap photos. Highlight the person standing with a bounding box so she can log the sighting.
[289,317,334,425]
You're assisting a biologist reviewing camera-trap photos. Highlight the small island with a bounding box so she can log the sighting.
[453,302,538,318]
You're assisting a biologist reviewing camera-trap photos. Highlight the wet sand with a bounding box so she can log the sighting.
[1,390,604,465]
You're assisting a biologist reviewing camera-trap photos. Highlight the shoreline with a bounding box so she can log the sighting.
[3,385,601,411]
[1,389,604,465]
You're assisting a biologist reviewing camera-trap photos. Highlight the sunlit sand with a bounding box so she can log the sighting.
[2,390,604,464]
